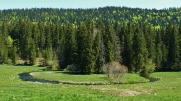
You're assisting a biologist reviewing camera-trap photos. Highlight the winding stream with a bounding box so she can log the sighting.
[18,72,60,84]
[18,72,152,85]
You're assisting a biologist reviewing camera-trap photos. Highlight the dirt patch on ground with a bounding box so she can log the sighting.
[93,87,154,97]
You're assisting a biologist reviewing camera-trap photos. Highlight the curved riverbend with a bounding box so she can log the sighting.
[18,72,151,85]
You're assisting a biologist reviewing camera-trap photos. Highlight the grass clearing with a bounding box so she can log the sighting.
[31,71,148,84]
[1,65,181,101]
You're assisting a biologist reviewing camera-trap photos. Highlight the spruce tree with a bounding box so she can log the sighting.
[93,32,101,73]
[169,24,180,70]
[121,22,134,72]
[155,30,163,69]
[132,24,148,72]
[77,22,94,74]
[38,22,45,51]
[44,23,52,49]
[94,21,106,73]
[104,21,114,63]
[52,23,61,51]
[29,40,36,65]
[1,21,9,64]
[63,23,77,68]
[144,24,156,61]
[32,24,40,57]
[12,46,17,64]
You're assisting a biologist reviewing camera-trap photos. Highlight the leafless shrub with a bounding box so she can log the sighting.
[102,61,128,83]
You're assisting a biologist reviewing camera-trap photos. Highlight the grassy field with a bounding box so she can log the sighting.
[1,65,181,101]
[31,71,148,84]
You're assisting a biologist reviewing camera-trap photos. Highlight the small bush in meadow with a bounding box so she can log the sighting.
[102,61,128,83]
[45,60,59,71]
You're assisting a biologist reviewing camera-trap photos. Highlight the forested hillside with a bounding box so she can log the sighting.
[0,7,181,73]
[1,7,181,26]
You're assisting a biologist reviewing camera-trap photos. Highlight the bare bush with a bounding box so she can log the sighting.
[102,61,128,83]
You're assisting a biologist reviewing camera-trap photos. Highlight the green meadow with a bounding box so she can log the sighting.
[1,65,181,101]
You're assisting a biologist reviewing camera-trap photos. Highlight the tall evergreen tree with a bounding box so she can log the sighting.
[93,32,102,73]
[38,22,45,51]
[11,46,17,64]
[169,24,180,70]
[144,24,156,61]
[44,23,52,49]
[77,22,94,74]
[155,30,163,69]
[63,23,77,68]
[104,21,114,63]
[1,21,9,63]
[29,40,36,65]
[121,22,134,72]
[132,24,148,72]
[32,24,40,57]
[52,23,61,51]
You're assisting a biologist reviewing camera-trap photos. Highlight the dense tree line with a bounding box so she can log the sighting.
[0,7,181,74]
[1,7,181,26]
[0,19,181,73]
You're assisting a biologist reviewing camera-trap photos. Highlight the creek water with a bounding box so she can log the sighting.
[18,72,60,84]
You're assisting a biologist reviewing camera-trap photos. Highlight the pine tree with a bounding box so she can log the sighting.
[121,22,134,72]
[0,27,3,63]
[32,24,40,57]
[12,46,17,64]
[169,24,180,70]
[44,23,52,49]
[159,27,168,69]
[144,24,156,61]
[93,32,101,73]
[104,21,114,63]
[132,24,148,73]
[77,22,94,74]
[52,23,61,51]
[38,22,45,51]
[29,40,36,65]
[1,21,9,64]
[179,24,181,66]
[164,22,173,69]
[96,21,106,67]
[155,30,163,69]
[63,23,77,68]
[95,21,106,73]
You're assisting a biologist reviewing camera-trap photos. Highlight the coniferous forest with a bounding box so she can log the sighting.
[1,7,181,74]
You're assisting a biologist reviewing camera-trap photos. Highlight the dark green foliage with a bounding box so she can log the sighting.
[1,7,181,26]
[44,23,52,49]
[104,21,115,63]
[63,23,77,68]
[29,41,36,65]
[38,22,45,51]
[169,24,180,70]
[93,32,102,73]
[11,46,17,64]
[77,22,94,74]
[121,22,134,72]
[0,7,181,73]
[132,24,148,72]
[155,30,163,69]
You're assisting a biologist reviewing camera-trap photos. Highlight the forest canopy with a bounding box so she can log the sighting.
[0,6,181,74]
